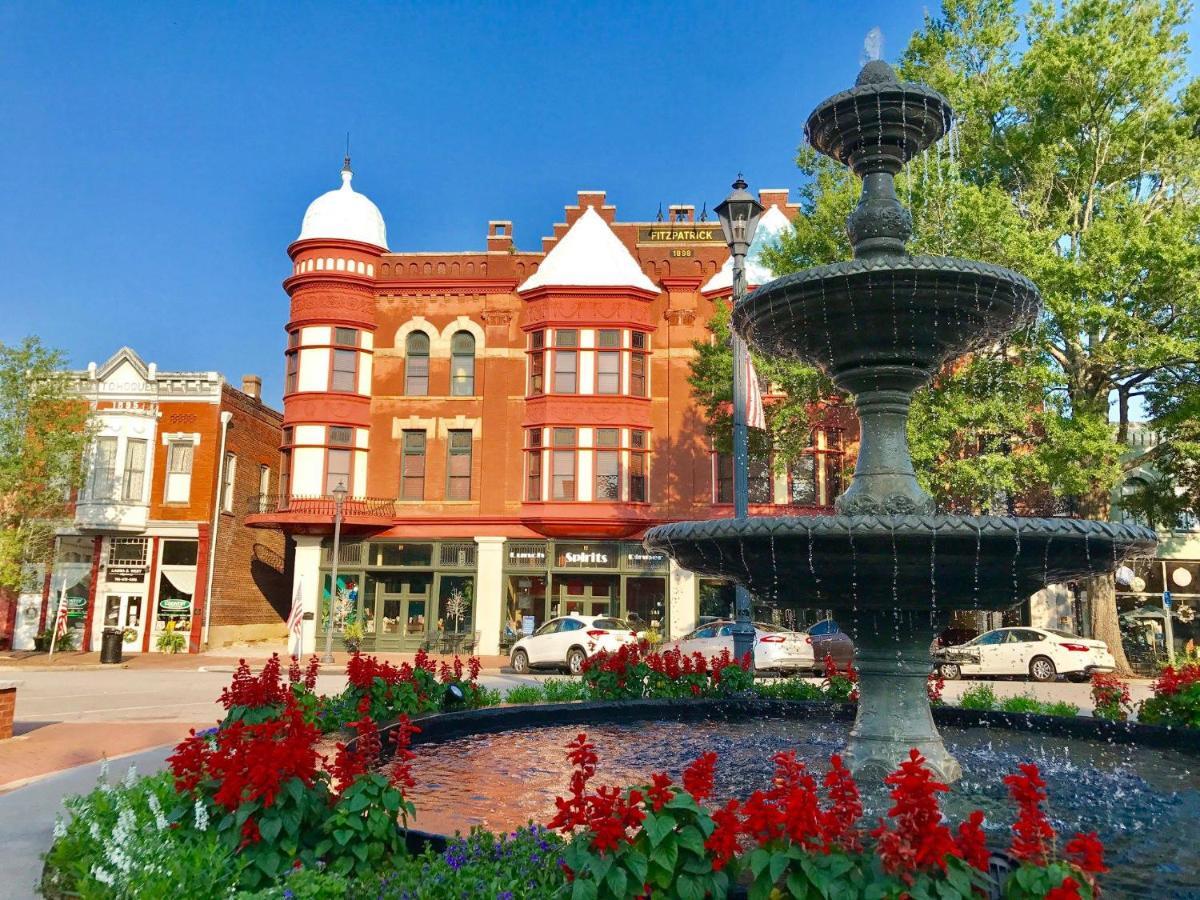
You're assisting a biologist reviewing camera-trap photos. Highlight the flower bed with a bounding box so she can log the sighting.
[40,650,1148,898]
[1137,662,1200,727]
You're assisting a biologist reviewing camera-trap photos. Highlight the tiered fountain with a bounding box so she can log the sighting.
[645,59,1157,781]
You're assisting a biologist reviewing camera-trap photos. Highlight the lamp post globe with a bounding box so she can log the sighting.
[715,175,764,671]
[321,481,349,664]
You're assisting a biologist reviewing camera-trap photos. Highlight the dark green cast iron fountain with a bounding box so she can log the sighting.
[645,59,1158,782]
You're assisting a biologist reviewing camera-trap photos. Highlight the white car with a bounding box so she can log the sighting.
[934,627,1116,682]
[663,620,815,673]
[509,615,638,675]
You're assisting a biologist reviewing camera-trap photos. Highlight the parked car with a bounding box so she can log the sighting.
[662,620,816,674]
[804,619,855,670]
[932,626,981,651]
[508,615,637,675]
[933,627,1115,682]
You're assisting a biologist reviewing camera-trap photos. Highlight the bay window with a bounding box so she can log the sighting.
[324,448,350,497]
[526,429,543,500]
[594,428,620,499]
[121,439,147,503]
[552,427,576,500]
[90,437,118,501]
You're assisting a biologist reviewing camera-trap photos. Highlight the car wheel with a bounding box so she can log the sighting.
[939,663,961,681]
[1066,671,1089,683]
[1029,656,1057,682]
[510,649,529,674]
[566,647,587,676]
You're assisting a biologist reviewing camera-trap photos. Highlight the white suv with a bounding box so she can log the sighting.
[509,615,638,675]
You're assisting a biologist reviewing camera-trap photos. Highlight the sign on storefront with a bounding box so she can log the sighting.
[107,566,146,584]
[506,543,548,569]
[622,547,668,572]
[554,543,619,569]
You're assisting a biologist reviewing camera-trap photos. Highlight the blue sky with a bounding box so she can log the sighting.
[0,2,1191,406]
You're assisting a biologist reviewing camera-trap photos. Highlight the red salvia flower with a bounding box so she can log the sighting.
[682,751,718,802]
[218,654,291,711]
[1004,762,1055,865]
[871,749,963,883]
[822,753,863,853]
[304,655,320,690]
[1064,831,1107,874]
[239,817,261,849]
[387,715,420,792]
[1045,876,1083,900]
[705,799,742,871]
[468,656,482,681]
[453,655,464,681]
[288,655,302,684]
[647,772,674,812]
[955,809,990,872]
[330,698,382,791]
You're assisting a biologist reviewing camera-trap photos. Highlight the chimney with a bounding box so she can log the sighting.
[241,375,262,402]
[487,221,513,252]
[758,188,791,211]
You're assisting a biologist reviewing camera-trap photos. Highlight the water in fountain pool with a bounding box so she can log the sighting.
[406,718,1199,898]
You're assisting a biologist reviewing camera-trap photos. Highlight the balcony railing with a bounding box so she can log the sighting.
[246,494,401,519]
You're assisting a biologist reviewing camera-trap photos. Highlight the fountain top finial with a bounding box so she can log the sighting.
[855,59,897,86]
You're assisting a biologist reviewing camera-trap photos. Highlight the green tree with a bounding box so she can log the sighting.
[0,338,92,592]
[691,0,1200,671]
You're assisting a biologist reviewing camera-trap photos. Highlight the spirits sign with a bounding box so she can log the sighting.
[554,543,619,569]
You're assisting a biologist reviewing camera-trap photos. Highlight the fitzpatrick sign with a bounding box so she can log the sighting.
[637,225,723,243]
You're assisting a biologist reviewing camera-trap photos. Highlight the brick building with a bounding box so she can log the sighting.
[10,349,289,653]
[248,163,853,656]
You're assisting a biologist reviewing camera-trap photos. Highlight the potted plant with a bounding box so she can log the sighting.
[34,628,76,652]
[156,622,186,654]
[343,620,365,654]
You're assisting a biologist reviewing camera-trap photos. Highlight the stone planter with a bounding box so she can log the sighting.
[0,680,21,740]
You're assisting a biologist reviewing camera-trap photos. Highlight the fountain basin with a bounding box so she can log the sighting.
[386,700,1200,900]
[731,256,1041,393]
[644,514,1156,611]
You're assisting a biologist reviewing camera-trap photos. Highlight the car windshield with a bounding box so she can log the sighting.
[1046,629,1081,639]
[592,618,633,631]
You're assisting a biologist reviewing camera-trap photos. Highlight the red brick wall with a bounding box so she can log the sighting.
[207,386,291,629]
[0,588,15,650]
[0,686,15,740]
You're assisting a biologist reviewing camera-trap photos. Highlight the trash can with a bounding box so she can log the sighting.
[100,627,124,665]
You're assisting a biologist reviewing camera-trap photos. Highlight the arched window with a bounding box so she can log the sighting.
[405,332,430,396]
[450,331,476,396]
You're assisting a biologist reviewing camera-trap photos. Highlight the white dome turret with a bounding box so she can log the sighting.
[297,159,388,249]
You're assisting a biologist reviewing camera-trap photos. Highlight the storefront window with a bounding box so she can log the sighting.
[321,573,360,632]
[376,543,433,567]
[156,569,194,632]
[438,574,474,634]
[626,576,666,632]
[505,575,546,646]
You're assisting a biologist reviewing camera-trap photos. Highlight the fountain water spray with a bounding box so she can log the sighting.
[645,58,1157,782]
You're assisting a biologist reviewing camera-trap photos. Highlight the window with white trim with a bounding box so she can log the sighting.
[165,441,194,503]
[221,453,237,513]
[90,436,118,501]
[122,439,147,503]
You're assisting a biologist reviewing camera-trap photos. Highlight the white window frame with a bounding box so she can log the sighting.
[162,434,199,504]
[221,453,237,513]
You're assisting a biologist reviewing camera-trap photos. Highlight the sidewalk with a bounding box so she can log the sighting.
[0,721,197,793]
[0,648,512,674]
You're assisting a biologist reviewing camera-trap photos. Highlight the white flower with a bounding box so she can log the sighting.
[147,792,168,830]
[98,758,109,781]
[88,821,102,843]
[122,764,138,787]
[91,865,115,886]
[52,816,66,839]
[193,800,209,832]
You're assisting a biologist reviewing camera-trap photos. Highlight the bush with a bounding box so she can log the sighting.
[1000,694,1046,714]
[1138,663,1200,727]
[546,734,1107,900]
[1042,701,1080,718]
[41,766,243,898]
[541,677,589,703]
[581,641,753,700]
[959,683,998,710]
[156,628,186,654]
[503,684,545,705]
[1090,672,1133,722]
[753,676,825,702]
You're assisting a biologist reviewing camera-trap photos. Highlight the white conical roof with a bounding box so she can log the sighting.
[297,162,388,249]
[701,205,792,293]
[518,206,658,293]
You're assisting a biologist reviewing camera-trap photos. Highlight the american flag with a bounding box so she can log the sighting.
[745,352,766,431]
[286,575,304,656]
[54,590,69,638]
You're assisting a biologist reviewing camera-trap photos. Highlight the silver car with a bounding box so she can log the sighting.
[663,620,815,673]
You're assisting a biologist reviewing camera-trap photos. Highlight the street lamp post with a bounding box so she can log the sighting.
[715,175,764,670]
[321,481,348,664]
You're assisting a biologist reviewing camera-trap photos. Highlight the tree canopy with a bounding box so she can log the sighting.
[689,0,1200,668]
[0,337,92,592]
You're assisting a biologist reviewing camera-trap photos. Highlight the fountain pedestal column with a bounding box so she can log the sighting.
[842,610,961,782]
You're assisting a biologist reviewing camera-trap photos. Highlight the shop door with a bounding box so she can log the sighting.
[101,594,146,653]
[553,574,617,619]
[372,572,431,652]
